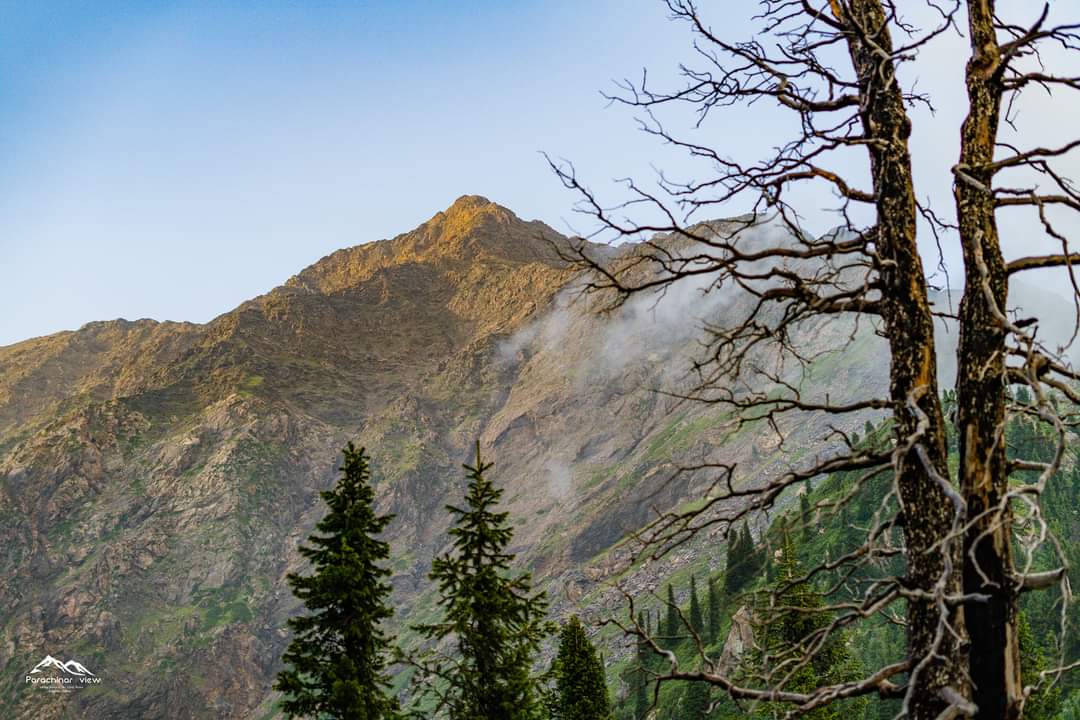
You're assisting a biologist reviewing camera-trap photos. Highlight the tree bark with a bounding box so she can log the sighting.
[955,1,1022,717]
[836,3,970,716]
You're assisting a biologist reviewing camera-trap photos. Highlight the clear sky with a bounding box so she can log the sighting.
[2,1,1077,346]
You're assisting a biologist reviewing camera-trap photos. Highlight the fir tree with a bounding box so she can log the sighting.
[800,492,813,543]
[664,584,679,642]
[274,443,401,720]
[551,616,610,720]
[1019,613,1061,720]
[726,524,762,594]
[723,526,744,595]
[633,679,648,720]
[689,575,704,638]
[744,524,763,578]
[414,444,550,720]
[634,611,650,720]
[706,576,721,645]
[750,532,865,720]
[682,676,711,720]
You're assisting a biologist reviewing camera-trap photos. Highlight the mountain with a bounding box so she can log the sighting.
[0,197,890,719]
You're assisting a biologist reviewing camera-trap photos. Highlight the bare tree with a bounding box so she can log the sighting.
[954,4,1080,718]
[549,1,1080,718]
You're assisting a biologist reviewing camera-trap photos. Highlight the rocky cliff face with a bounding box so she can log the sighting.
[0,196,889,719]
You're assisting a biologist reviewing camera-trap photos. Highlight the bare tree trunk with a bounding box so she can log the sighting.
[955,1,1022,717]
[839,3,969,716]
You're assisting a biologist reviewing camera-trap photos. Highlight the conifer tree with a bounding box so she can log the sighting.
[683,676,711,720]
[750,532,864,720]
[551,616,610,720]
[800,492,813,544]
[274,443,401,720]
[706,576,720,645]
[723,526,744,595]
[664,584,679,642]
[414,444,550,720]
[725,524,762,594]
[634,611,650,720]
[1019,613,1061,720]
[743,524,762,578]
[688,575,704,638]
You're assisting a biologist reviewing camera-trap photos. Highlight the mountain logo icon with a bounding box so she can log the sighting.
[29,655,96,677]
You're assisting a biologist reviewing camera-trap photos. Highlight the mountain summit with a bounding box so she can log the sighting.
[0,197,571,437]
[286,195,564,297]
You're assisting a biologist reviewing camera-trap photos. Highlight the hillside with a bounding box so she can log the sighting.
[0,197,890,719]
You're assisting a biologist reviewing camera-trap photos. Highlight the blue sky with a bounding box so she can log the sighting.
[1,2,1076,346]
[0,1,713,344]
[0,0,708,343]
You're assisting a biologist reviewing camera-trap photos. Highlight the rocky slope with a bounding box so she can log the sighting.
[0,196,890,719]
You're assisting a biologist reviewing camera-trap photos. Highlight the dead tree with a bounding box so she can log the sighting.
[550,1,1080,718]
[953,3,1080,718]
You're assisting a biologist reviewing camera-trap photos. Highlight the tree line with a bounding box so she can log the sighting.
[270,395,1078,719]
[273,442,610,720]
[271,439,907,720]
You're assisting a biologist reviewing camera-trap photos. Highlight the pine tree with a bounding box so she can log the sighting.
[634,611,650,720]
[723,525,745,595]
[688,575,704,638]
[415,444,550,720]
[664,584,679,642]
[633,680,648,720]
[683,676,711,720]
[726,524,763,594]
[749,532,865,720]
[800,492,814,543]
[551,616,610,720]
[681,577,713,717]
[1018,613,1061,720]
[744,524,763,578]
[706,576,721,645]
[274,443,401,720]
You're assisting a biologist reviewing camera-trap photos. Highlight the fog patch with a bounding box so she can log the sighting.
[500,216,806,393]
[544,458,574,500]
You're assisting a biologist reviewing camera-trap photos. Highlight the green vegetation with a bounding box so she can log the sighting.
[549,616,610,720]
[248,391,1077,720]
[410,444,551,720]
[606,403,1080,720]
[274,443,401,720]
[746,532,865,720]
[194,586,254,631]
[238,374,264,398]
[723,523,763,595]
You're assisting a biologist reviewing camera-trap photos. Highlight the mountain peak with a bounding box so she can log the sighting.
[423,194,520,240]
[287,196,565,296]
[446,194,497,213]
